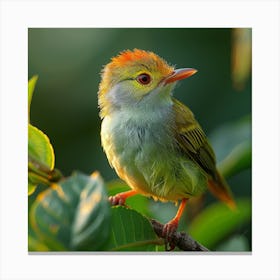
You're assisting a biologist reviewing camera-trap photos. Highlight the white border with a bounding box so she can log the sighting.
[1,0,279,279]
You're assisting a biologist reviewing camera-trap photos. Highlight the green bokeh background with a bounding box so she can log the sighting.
[28,28,252,251]
[28,28,251,183]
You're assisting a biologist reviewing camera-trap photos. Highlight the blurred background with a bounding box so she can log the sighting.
[28,28,252,251]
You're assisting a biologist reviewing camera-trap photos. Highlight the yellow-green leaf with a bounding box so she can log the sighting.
[28,75,38,122]
[28,124,55,192]
[28,124,54,170]
[28,182,37,196]
[188,198,251,250]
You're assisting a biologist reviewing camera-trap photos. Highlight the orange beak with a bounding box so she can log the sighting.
[163,68,197,85]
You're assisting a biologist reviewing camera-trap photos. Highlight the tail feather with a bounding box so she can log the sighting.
[207,171,236,210]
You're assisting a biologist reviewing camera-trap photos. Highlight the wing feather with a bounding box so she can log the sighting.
[173,98,217,179]
[172,97,236,208]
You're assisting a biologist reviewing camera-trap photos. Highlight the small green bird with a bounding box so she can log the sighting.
[98,49,235,239]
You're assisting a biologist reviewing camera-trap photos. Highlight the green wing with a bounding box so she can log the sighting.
[172,98,217,179]
[173,98,236,208]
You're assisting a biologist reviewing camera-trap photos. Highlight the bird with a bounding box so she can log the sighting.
[98,49,235,245]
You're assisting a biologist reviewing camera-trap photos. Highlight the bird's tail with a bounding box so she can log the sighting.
[207,171,236,210]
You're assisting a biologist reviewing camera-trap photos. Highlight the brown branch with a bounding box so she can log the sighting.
[150,219,209,251]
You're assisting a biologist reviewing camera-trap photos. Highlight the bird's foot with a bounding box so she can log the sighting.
[162,219,178,251]
[108,190,137,206]
[108,194,126,206]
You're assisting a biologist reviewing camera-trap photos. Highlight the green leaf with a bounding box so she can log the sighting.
[188,198,251,250]
[28,191,49,251]
[231,29,252,90]
[28,235,50,252]
[107,180,151,217]
[28,124,55,170]
[103,206,159,251]
[107,179,130,196]
[28,75,38,122]
[218,141,251,179]
[30,171,111,251]
[215,235,250,251]
[28,124,57,192]
[28,76,59,193]
[210,116,251,178]
[28,182,37,196]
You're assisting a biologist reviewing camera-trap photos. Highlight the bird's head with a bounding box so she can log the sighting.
[98,49,197,117]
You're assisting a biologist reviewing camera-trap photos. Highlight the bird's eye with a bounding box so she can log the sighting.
[136,73,151,85]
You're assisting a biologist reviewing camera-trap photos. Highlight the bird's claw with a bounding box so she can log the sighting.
[108,194,126,206]
[162,221,178,238]
[162,220,178,251]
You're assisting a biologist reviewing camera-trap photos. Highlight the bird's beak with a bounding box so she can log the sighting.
[163,68,197,85]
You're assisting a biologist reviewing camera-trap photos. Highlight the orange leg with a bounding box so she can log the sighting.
[109,190,137,206]
[162,198,188,242]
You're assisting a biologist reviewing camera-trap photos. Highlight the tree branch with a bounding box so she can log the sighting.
[150,219,209,251]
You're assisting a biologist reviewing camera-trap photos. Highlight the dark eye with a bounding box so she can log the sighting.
[136,73,151,85]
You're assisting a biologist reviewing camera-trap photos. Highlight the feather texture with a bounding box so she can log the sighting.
[99,49,235,209]
[173,98,236,208]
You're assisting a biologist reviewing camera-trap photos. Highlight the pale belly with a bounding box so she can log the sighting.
[101,114,207,202]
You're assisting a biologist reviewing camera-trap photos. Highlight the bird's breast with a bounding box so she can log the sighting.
[100,108,207,201]
[101,109,174,164]
[101,108,175,189]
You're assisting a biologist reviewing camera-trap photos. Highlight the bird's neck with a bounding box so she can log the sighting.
[99,84,174,120]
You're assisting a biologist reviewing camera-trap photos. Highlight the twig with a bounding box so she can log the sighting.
[150,219,209,251]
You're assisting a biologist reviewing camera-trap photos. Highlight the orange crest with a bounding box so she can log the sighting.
[109,49,171,73]
[99,49,173,91]
[98,49,174,118]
